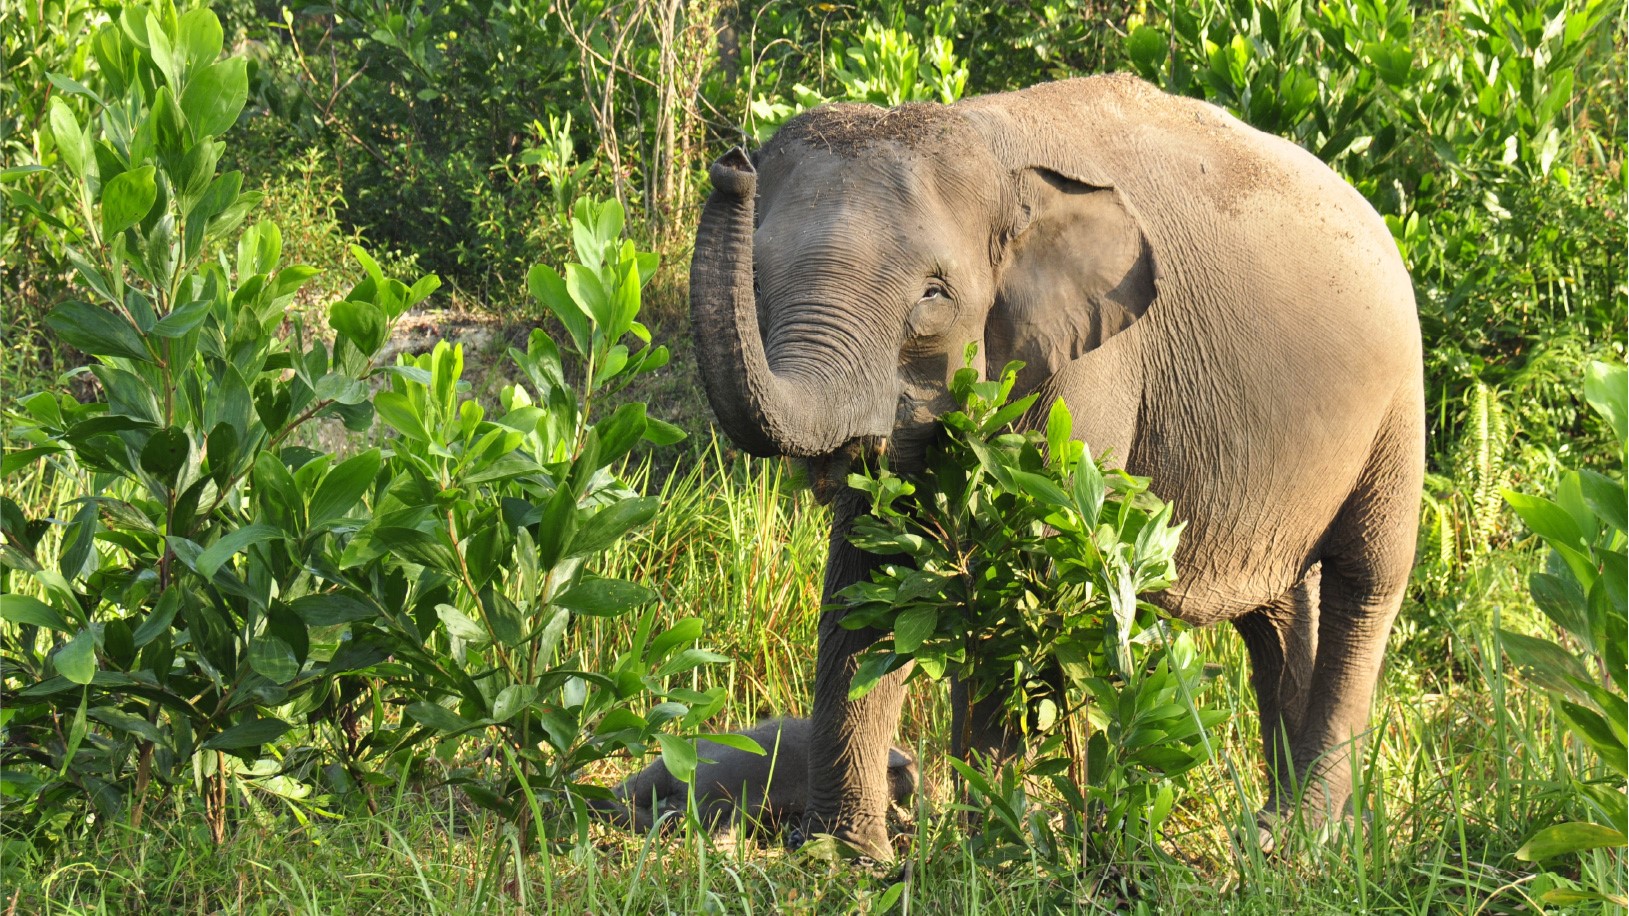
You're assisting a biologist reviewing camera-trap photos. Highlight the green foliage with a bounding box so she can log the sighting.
[1,4,710,851]
[236,0,728,296]
[1,0,118,390]
[328,200,720,841]
[745,4,971,141]
[840,350,1220,858]
[939,0,1129,90]
[1500,361,1627,878]
[0,0,428,841]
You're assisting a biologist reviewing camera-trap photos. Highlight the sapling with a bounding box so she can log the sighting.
[839,347,1223,863]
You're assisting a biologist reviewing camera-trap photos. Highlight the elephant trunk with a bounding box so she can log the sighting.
[690,149,861,458]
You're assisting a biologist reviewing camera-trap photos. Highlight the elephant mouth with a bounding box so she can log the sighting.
[794,436,890,506]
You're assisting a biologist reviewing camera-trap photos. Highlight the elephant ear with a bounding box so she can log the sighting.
[987,166,1160,391]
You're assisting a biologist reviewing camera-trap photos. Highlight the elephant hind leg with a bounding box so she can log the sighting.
[1285,396,1423,829]
[1231,564,1321,821]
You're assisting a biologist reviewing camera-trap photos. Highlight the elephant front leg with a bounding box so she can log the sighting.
[804,523,910,859]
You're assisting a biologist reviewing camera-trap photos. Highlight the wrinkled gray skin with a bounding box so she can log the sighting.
[596,718,918,837]
[689,75,1425,858]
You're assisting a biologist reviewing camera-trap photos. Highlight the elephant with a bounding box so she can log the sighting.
[688,74,1424,858]
[593,718,918,838]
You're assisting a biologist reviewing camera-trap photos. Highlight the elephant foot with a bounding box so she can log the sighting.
[801,812,894,862]
[1249,799,1367,856]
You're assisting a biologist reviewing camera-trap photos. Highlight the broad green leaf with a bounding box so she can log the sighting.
[1577,469,1627,534]
[145,12,182,89]
[57,501,98,581]
[47,301,152,362]
[1045,398,1074,470]
[313,373,368,405]
[406,701,477,733]
[593,403,647,467]
[848,651,906,700]
[139,427,190,485]
[132,588,181,647]
[1516,821,1627,861]
[649,617,704,661]
[151,298,212,337]
[88,707,165,744]
[308,448,380,528]
[1127,25,1168,73]
[893,606,939,654]
[4,445,65,475]
[180,58,248,140]
[47,99,90,179]
[533,607,570,668]
[1584,361,1626,449]
[330,299,387,355]
[55,629,98,684]
[699,734,765,756]
[176,7,223,74]
[1505,490,1587,550]
[1530,572,1591,642]
[436,603,489,644]
[196,522,282,579]
[202,717,292,750]
[534,484,578,567]
[1555,700,1628,776]
[481,590,525,646]
[101,165,157,237]
[1009,469,1072,508]
[374,391,430,442]
[642,417,688,447]
[491,684,539,722]
[655,733,699,784]
[564,263,611,329]
[288,594,377,626]
[0,595,70,632]
[248,636,299,683]
[1072,453,1106,526]
[372,526,457,571]
[654,647,730,679]
[528,264,589,353]
[552,577,654,617]
[569,497,658,558]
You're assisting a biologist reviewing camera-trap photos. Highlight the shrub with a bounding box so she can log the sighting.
[328,200,732,843]
[745,4,970,141]
[839,351,1221,863]
[1499,360,1626,901]
[0,2,720,851]
[0,0,421,842]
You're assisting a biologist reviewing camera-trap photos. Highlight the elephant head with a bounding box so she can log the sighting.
[690,102,1160,487]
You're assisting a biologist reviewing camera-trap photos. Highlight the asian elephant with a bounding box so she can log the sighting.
[688,74,1423,857]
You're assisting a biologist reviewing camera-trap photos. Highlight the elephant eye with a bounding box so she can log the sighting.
[921,282,948,301]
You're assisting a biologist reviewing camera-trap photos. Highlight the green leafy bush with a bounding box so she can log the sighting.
[1499,361,1626,885]
[746,5,970,141]
[328,200,731,842]
[1,0,124,389]
[1,3,717,851]
[839,352,1220,860]
[0,0,426,842]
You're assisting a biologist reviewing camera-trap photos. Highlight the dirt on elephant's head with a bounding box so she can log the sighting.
[771,102,960,157]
